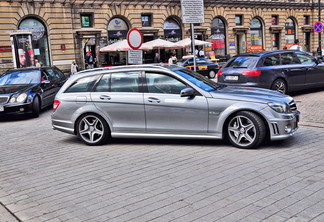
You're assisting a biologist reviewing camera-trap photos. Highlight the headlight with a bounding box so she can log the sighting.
[10,93,27,103]
[268,102,290,113]
[17,93,27,103]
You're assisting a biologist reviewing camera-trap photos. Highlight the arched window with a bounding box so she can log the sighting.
[211,17,226,56]
[164,18,182,42]
[250,18,263,51]
[285,18,296,48]
[18,18,50,66]
[108,18,129,45]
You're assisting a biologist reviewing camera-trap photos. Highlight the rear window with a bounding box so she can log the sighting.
[65,75,99,93]
[225,56,259,69]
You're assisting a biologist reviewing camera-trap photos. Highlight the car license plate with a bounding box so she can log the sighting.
[198,66,207,70]
[0,105,3,112]
[225,75,239,81]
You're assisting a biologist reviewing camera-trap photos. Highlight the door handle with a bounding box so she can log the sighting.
[148,97,161,103]
[99,95,111,100]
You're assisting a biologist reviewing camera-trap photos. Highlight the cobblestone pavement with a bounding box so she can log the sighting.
[0,89,324,222]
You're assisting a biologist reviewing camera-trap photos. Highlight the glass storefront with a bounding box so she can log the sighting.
[250,18,263,51]
[18,18,50,67]
[211,17,226,57]
[164,18,182,61]
[107,18,129,65]
[285,18,296,49]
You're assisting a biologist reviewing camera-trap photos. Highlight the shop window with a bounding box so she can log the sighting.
[141,14,152,27]
[235,15,243,26]
[18,18,50,67]
[250,18,263,51]
[81,14,93,28]
[211,17,226,57]
[304,15,310,25]
[285,18,296,48]
[164,18,182,42]
[272,15,278,25]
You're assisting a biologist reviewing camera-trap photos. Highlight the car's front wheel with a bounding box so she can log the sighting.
[208,70,216,79]
[226,111,265,149]
[31,96,40,118]
[271,79,287,94]
[76,114,109,145]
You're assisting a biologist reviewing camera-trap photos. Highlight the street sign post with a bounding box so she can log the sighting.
[181,0,205,72]
[314,21,323,33]
[127,28,143,64]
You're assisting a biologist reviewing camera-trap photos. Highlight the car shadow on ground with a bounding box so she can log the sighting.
[288,87,324,97]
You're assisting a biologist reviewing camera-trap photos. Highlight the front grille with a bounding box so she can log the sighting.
[0,96,9,104]
[289,100,297,112]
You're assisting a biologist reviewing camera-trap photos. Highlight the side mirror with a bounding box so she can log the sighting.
[180,87,195,97]
[42,80,50,84]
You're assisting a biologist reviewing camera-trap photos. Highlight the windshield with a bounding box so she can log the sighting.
[0,70,40,86]
[225,56,259,68]
[175,69,220,92]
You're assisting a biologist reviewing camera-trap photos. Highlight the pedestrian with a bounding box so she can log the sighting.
[71,60,78,75]
[199,47,205,58]
[154,53,160,63]
[35,59,41,67]
[172,54,178,64]
[290,39,303,51]
[168,55,173,66]
[87,52,94,69]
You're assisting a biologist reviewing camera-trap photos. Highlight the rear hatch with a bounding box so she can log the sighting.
[218,55,260,83]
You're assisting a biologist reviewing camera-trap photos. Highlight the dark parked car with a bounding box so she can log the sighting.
[0,67,67,117]
[177,57,219,79]
[217,50,324,94]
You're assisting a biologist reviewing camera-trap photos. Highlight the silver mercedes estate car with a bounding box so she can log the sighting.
[51,65,300,149]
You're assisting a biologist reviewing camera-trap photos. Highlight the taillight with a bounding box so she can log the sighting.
[53,100,60,113]
[217,70,223,76]
[242,70,261,77]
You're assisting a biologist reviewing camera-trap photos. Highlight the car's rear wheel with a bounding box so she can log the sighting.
[208,70,216,79]
[226,111,265,149]
[31,96,40,118]
[271,79,287,94]
[76,114,109,145]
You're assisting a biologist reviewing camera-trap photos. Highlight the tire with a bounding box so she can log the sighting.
[76,114,109,145]
[31,96,40,118]
[208,70,216,79]
[226,111,265,149]
[271,79,287,94]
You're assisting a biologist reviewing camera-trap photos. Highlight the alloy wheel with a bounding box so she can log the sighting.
[77,114,107,145]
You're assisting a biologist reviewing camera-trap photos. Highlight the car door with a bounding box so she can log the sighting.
[90,71,145,132]
[295,52,324,88]
[280,52,306,91]
[144,72,208,134]
[39,69,58,107]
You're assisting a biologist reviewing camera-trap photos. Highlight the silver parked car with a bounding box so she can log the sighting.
[51,65,300,149]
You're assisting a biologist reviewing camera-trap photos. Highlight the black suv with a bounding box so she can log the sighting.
[217,50,324,94]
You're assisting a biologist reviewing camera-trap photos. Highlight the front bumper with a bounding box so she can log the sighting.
[0,103,33,115]
[269,111,300,140]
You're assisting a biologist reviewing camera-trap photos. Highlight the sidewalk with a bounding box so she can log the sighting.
[0,203,18,222]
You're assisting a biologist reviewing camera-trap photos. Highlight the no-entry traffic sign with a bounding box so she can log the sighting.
[314,21,323,33]
[127,28,143,50]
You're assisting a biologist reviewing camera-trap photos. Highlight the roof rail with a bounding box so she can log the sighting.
[76,64,171,74]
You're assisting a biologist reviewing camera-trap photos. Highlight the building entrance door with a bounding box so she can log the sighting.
[236,33,246,54]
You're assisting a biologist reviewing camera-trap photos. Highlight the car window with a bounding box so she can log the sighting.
[0,70,40,85]
[262,54,280,66]
[281,53,301,65]
[225,56,259,68]
[146,73,186,94]
[95,74,110,92]
[111,72,139,93]
[44,68,60,81]
[65,75,99,93]
[54,67,66,79]
[295,52,316,64]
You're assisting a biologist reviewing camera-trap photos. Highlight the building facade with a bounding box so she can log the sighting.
[0,0,321,73]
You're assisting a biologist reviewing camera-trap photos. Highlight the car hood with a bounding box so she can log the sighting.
[0,84,35,95]
[211,86,293,104]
